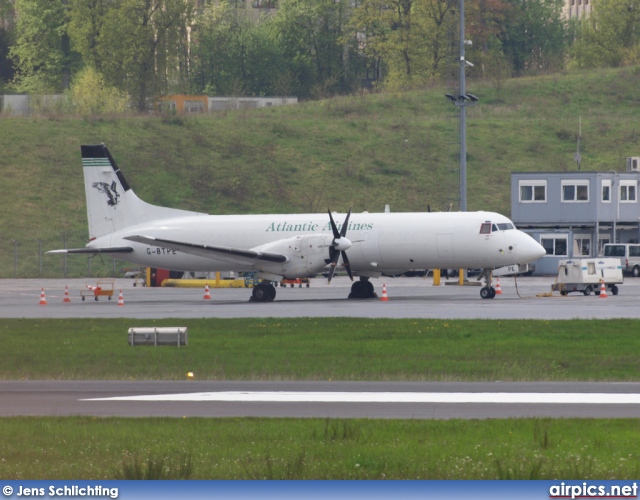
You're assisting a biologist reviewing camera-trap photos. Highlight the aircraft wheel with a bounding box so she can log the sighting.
[480,286,495,299]
[251,283,271,302]
[349,281,366,299]
[348,279,376,299]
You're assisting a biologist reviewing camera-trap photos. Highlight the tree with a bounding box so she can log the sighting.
[190,2,283,96]
[270,0,357,98]
[68,66,128,115]
[348,0,457,89]
[571,0,640,68]
[9,0,76,93]
[0,0,16,88]
[498,0,569,75]
[69,0,194,111]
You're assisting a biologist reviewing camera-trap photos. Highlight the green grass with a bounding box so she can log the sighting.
[3,66,640,278]
[3,318,640,381]
[3,317,640,479]
[1,417,639,479]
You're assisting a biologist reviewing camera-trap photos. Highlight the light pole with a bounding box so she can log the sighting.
[445,0,477,213]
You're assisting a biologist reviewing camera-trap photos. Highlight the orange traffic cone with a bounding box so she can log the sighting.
[117,289,125,306]
[380,283,389,301]
[38,288,47,305]
[203,283,212,300]
[599,280,607,298]
[495,278,502,295]
[63,285,71,303]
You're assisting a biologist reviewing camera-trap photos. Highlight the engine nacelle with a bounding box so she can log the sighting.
[253,234,333,278]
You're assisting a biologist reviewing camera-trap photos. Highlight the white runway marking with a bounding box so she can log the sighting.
[83,391,640,404]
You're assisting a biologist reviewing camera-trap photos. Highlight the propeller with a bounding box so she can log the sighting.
[326,207,354,283]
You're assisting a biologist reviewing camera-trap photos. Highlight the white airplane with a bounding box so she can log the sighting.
[48,144,546,301]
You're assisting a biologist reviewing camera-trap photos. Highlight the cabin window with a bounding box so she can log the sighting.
[479,222,492,234]
[519,180,546,203]
[620,181,637,203]
[561,180,589,202]
[541,235,568,256]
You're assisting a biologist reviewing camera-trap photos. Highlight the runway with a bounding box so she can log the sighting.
[4,277,640,420]
[3,381,640,419]
[3,275,640,319]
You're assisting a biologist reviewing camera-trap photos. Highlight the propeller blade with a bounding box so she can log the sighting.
[327,249,340,283]
[340,207,352,237]
[327,210,341,240]
[341,250,354,281]
[327,207,353,284]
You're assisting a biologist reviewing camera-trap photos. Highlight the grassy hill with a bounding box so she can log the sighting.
[2,66,640,277]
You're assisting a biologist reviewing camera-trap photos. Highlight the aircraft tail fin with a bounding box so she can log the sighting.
[82,144,203,240]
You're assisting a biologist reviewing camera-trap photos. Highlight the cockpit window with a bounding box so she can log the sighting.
[497,223,515,231]
[479,222,492,234]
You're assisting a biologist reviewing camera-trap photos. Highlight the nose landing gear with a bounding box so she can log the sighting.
[479,269,496,299]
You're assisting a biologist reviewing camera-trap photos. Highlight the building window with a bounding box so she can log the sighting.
[620,181,637,203]
[541,235,568,256]
[602,179,611,203]
[561,179,589,202]
[519,180,547,203]
[573,236,591,257]
[252,0,278,7]
[598,238,610,256]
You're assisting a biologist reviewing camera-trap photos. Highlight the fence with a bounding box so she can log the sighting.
[0,234,134,279]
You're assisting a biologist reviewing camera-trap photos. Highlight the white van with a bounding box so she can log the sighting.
[603,243,640,277]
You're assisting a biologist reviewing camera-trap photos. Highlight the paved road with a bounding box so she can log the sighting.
[4,277,639,419]
[3,380,640,419]
[2,276,639,319]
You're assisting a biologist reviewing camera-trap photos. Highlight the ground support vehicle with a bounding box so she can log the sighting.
[551,258,623,296]
[80,278,116,301]
[280,278,310,288]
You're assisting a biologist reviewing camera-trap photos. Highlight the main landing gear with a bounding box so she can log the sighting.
[478,268,496,299]
[348,277,377,299]
[250,282,277,302]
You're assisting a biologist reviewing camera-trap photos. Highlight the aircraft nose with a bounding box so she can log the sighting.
[517,231,546,263]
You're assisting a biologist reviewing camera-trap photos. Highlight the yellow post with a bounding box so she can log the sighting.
[459,269,465,286]
[433,268,441,286]
[215,272,221,287]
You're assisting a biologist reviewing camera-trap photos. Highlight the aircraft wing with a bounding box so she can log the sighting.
[123,235,289,264]
[47,247,134,255]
